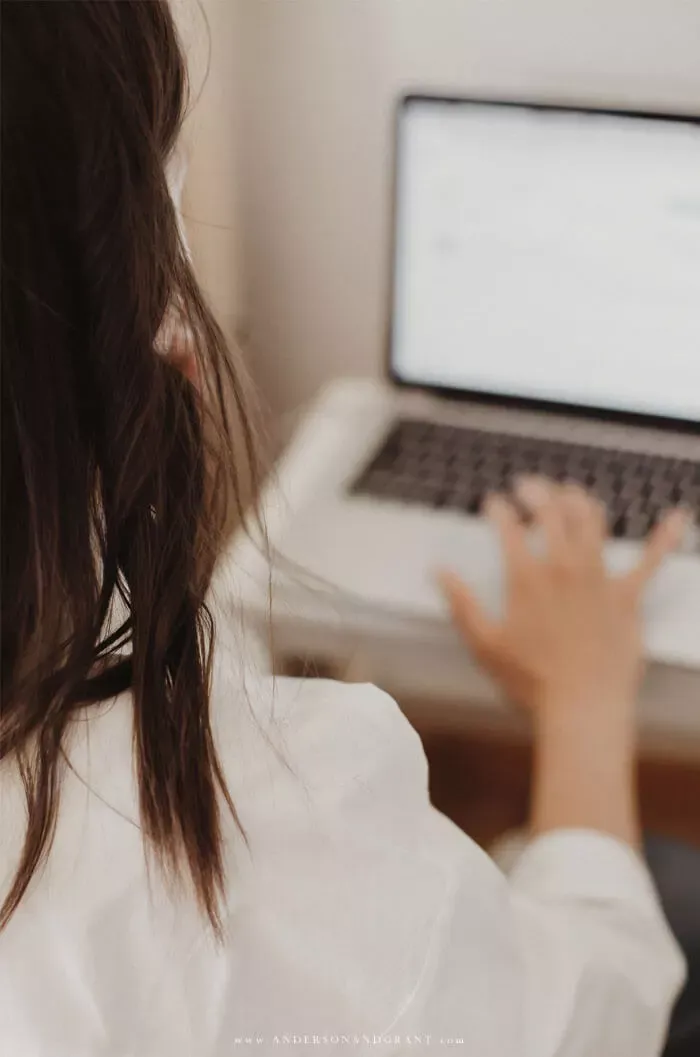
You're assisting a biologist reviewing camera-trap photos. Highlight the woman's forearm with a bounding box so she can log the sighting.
[530,703,641,849]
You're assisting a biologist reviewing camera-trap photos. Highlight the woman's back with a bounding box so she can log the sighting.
[1,665,506,1054]
[0,647,685,1056]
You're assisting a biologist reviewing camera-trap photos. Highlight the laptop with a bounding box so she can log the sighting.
[266,96,700,668]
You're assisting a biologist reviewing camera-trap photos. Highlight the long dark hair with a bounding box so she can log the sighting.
[1,0,258,932]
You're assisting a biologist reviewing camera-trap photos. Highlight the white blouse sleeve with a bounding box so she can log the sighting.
[255,680,686,1057]
[504,830,686,1056]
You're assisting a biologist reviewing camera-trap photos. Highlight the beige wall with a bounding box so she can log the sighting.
[172,0,244,353]
[179,0,700,420]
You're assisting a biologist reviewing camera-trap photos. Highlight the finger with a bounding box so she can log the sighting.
[514,477,569,561]
[484,493,531,567]
[437,570,500,657]
[559,483,606,558]
[624,508,689,594]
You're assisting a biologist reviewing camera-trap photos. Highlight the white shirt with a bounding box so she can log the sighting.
[0,643,685,1057]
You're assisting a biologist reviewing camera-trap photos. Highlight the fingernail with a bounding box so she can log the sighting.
[484,493,507,517]
[515,477,550,507]
[435,568,457,593]
[664,508,691,544]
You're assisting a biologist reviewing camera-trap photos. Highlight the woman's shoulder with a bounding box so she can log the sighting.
[210,655,430,827]
[206,579,424,785]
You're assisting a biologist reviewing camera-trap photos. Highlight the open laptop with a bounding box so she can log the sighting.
[268,96,700,667]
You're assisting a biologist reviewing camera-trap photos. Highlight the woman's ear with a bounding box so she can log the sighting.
[172,347,199,387]
[168,332,199,387]
[156,307,199,388]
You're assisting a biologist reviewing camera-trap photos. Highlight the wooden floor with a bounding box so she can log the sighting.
[418,723,700,851]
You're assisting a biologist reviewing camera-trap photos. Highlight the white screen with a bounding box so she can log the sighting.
[392,100,700,423]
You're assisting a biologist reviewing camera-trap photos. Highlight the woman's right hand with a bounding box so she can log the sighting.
[439,479,687,721]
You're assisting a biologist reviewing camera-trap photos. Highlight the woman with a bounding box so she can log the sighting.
[0,3,696,1055]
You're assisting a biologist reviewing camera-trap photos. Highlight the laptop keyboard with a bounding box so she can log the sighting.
[350,418,700,540]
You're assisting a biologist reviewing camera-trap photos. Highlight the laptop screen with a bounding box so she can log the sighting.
[390,97,700,425]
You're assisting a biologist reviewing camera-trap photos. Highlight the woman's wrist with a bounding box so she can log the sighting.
[535,699,638,763]
[531,693,641,847]
[534,685,637,737]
